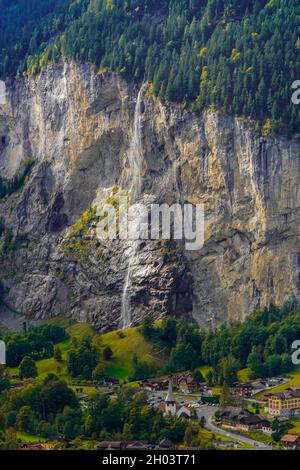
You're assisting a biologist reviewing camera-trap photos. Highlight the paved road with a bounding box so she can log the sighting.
[198,405,273,450]
[250,378,290,399]
[149,391,273,450]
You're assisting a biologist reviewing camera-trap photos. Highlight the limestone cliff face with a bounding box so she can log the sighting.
[0,62,299,330]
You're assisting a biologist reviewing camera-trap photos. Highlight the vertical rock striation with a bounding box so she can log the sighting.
[0,62,299,330]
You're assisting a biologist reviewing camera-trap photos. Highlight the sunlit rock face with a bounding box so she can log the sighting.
[0,61,299,331]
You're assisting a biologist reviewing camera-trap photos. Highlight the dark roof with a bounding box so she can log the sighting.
[144,378,164,383]
[157,439,174,449]
[260,419,272,427]
[240,415,264,426]
[125,440,149,450]
[97,441,124,450]
[274,387,300,399]
[21,443,47,451]
[231,382,253,388]
[171,372,198,384]
[178,411,191,419]
[219,407,251,419]
[219,407,264,426]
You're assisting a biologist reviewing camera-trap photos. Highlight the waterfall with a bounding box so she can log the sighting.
[120,256,134,329]
[120,84,145,329]
[128,84,144,198]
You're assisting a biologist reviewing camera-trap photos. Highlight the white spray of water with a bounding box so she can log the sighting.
[120,84,145,329]
[120,255,134,329]
[128,84,144,197]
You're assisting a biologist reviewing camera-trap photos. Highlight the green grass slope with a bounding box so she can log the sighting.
[7,322,165,383]
[101,327,163,381]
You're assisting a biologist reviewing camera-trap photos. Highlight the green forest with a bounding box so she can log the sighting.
[0,0,299,136]
[140,302,300,385]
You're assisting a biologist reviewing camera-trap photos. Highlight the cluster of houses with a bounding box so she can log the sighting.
[86,378,300,449]
[21,443,55,451]
[142,372,214,398]
[143,375,287,398]
[169,372,199,393]
[229,377,286,398]
[230,382,263,398]
[217,386,300,448]
[142,377,168,391]
[96,438,176,451]
[142,372,200,393]
[21,439,180,451]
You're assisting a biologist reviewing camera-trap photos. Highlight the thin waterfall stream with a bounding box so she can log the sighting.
[120,84,145,329]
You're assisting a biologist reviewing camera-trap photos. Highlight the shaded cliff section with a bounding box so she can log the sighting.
[0,62,299,331]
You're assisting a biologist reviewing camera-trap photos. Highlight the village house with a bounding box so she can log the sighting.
[97,441,125,450]
[142,377,166,391]
[21,443,54,451]
[214,440,239,449]
[261,393,272,403]
[229,380,270,398]
[171,372,198,393]
[280,434,300,449]
[124,440,150,450]
[267,388,300,418]
[230,382,254,398]
[105,378,120,387]
[96,439,174,451]
[260,420,273,435]
[218,407,270,432]
[251,380,267,392]
[155,439,175,450]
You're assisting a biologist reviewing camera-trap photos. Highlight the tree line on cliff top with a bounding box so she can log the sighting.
[0,1,299,137]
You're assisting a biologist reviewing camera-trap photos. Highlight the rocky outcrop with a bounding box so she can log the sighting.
[0,61,299,330]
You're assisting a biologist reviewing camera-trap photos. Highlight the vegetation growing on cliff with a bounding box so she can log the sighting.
[0,0,299,136]
[0,160,34,200]
[63,206,98,261]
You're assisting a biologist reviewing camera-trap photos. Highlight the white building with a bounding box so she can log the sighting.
[159,380,191,419]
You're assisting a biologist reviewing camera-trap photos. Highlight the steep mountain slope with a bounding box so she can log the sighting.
[1,1,299,136]
[0,62,300,330]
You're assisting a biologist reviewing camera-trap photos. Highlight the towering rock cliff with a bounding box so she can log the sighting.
[0,62,299,330]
